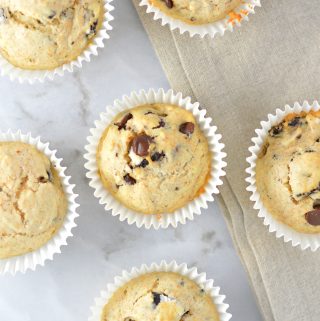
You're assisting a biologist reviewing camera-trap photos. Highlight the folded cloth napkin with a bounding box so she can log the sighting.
[132,1,320,320]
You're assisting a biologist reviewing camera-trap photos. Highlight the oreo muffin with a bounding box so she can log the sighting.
[0,142,67,259]
[0,0,103,70]
[101,272,220,321]
[256,112,320,233]
[148,0,241,25]
[97,103,211,215]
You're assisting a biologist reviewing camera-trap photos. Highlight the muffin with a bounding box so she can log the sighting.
[0,0,103,70]
[256,111,320,234]
[148,0,242,25]
[101,271,220,321]
[97,103,211,215]
[0,142,67,259]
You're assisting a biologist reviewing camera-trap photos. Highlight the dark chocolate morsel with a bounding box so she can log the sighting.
[132,134,152,156]
[123,174,136,185]
[305,209,320,226]
[151,151,165,162]
[164,0,174,8]
[115,113,133,130]
[179,122,195,136]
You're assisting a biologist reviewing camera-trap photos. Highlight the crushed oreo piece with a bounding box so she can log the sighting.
[269,123,284,137]
[152,119,165,129]
[124,174,136,185]
[138,159,149,168]
[115,113,133,130]
[151,151,165,162]
[305,209,320,226]
[179,122,195,136]
[288,117,301,127]
[0,8,6,23]
[152,292,170,307]
[132,134,152,156]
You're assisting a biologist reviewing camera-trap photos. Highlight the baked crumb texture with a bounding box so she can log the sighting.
[256,112,320,233]
[148,0,242,25]
[0,142,67,259]
[97,103,211,215]
[101,272,220,321]
[0,0,103,70]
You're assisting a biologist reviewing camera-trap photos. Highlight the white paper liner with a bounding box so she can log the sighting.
[89,260,232,321]
[0,0,114,84]
[0,130,79,275]
[84,88,227,229]
[139,0,261,38]
[246,101,320,252]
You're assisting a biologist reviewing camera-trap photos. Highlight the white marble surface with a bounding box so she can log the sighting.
[0,1,263,321]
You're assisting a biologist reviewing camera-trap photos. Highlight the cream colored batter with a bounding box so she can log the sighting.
[0,142,67,259]
[101,272,220,321]
[97,103,211,214]
[256,112,320,233]
[0,0,103,69]
[149,0,242,25]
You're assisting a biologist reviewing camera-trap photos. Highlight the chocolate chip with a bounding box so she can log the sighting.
[305,209,320,226]
[269,123,283,137]
[123,174,136,185]
[38,176,47,183]
[288,117,301,127]
[115,113,133,130]
[152,119,165,129]
[179,122,195,136]
[132,134,152,156]
[152,292,168,307]
[151,151,165,162]
[138,159,149,168]
[313,199,320,209]
[164,0,174,8]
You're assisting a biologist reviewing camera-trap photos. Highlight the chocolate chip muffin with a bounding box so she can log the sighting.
[101,272,220,321]
[0,0,103,70]
[148,0,241,25]
[0,142,67,259]
[256,111,320,233]
[97,103,211,215]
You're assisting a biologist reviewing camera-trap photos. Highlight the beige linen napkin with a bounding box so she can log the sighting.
[132,1,320,320]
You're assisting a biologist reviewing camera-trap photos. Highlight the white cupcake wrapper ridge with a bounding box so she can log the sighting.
[89,260,232,321]
[84,88,227,229]
[139,0,261,38]
[0,0,114,84]
[0,130,79,275]
[246,101,320,251]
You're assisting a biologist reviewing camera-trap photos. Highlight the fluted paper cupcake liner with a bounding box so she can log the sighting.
[140,0,261,38]
[89,260,232,321]
[246,101,320,251]
[0,0,114,84]
[84,88,227,229]
[0,130,79,275]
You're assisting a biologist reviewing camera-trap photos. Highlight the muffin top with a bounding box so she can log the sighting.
[256,112,320,233]
[97,103,211,215]
[148,0,241,25]
[101,272,220,321]
[0,0,103,70]
[0,142,67,259]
